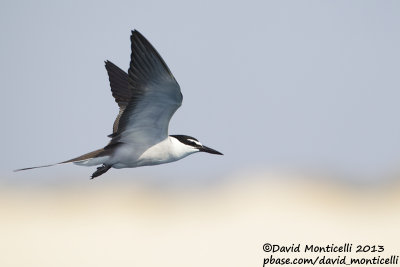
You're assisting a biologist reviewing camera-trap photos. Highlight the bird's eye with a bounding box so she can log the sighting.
[187,141,199,148]
[186,139,201,147]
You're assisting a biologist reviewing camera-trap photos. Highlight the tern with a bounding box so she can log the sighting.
[15,30,222,178]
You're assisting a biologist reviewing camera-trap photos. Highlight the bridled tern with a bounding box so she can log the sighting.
[15,30,222,178]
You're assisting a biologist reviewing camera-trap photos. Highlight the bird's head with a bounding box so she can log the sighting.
[170,135,223,156]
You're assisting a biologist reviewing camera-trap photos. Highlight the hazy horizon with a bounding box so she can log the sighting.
[2,1,400,184]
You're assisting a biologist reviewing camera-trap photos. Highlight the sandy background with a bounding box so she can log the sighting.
[1,172,399,267]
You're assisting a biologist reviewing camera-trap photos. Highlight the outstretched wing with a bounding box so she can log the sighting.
[108,30,182,148]
[105,60,133,134]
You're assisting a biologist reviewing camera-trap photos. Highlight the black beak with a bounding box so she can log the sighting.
[200,145,223,155]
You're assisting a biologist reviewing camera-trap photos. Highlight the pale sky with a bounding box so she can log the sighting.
[1,0,400,183]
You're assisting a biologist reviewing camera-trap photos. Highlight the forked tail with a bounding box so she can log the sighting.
[14,163,61,172]
[13,148,107,172]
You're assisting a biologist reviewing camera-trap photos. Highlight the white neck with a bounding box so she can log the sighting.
[136,136,198,166]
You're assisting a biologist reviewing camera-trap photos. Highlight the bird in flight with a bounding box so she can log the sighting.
[15,30,222,178]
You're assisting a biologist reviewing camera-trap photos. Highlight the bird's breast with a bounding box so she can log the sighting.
[136,139,178,166]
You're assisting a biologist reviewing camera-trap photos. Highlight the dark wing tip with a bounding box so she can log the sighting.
[131,29,141,35]
[104,60,117,70]
[104,60,132,108]
[131,30,138,40]
[129,29,175,80]
[130,29,148,47]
